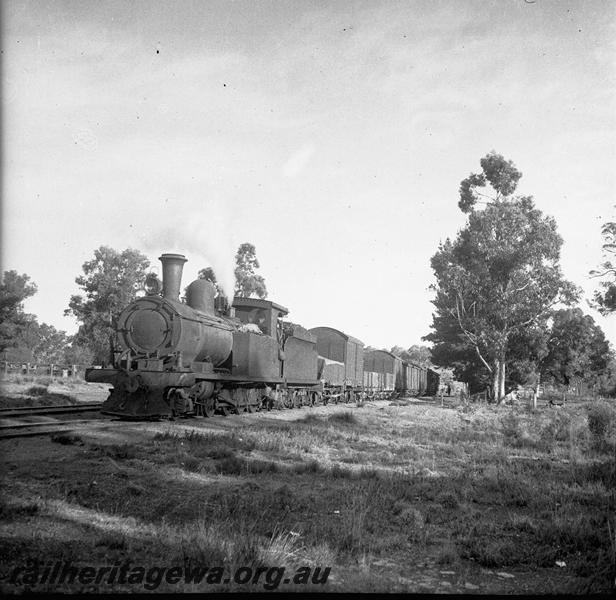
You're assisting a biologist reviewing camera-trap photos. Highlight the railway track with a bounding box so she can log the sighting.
[0,420,103,439]
[0,403,105,440]
[0,403,102,419]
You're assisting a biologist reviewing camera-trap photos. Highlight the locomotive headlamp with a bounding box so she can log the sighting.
[144,273,162,295]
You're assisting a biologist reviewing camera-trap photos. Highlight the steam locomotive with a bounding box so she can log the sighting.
[86,253,438,418]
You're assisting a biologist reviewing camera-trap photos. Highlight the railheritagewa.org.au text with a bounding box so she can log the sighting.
[7,560,331,590]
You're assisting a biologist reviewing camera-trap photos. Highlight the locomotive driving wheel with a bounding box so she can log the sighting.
[190,382,215,418]
[202,398,215,418]
[194,396,215,417]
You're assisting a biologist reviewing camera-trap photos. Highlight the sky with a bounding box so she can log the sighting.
[2,0,615,352]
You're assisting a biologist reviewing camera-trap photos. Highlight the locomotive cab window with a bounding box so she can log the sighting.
[232,298,290,339]
[236,307,268,334]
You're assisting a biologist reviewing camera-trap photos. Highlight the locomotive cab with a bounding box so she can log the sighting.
[230,298,318,383]
[229,298,288,380]
[232,297,288,337]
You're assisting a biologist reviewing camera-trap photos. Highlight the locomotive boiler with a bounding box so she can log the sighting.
[86,253,321,418]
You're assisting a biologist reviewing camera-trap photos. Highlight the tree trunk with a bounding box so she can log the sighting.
[499,361,506,401]
[532,372,540,410]
[493,357,506,403]
[493,359,501,403]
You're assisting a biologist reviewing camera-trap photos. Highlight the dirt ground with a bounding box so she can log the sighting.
[0,382,614,594]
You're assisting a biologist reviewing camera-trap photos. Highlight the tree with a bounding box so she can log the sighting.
[590,219,616,315]
[504,321,549,391]
[405,345,433,367]
[428,322,492,394]
[65,247,150,363]
[426,152,578,402]
[63,342,95,366]
[234,243,268,299]
[30,323,72,364]
[390,344,433,367]
[541,308,611,388]
[390,345,406,357]
[198,267,221,293]
[11,319,72,364]
[0,271,38,351]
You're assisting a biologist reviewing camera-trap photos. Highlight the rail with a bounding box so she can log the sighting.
[0,403,102,418]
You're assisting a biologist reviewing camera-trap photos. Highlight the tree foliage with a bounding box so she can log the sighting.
[390,344,432,367]
[65,247,150,363]
[0,271,38,352]
[590,219,616,315]
[197,267,221,293]
[426,152,578,400]
[62,342,95,366]
[17,321,72,364]
[234,243,268,299]
[542,308,611,386]
[458,151,522,213]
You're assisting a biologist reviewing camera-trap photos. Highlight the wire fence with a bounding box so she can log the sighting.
[1,361,87,378]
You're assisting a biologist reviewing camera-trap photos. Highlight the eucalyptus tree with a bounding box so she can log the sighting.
[66,246,150,363]
[234,243,268,299]
[542,308,611,387]
[591,219,616,315]
[426,152,578,401]
[0,271,37,351]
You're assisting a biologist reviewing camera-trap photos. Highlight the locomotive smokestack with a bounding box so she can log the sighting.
[159,253,187,301]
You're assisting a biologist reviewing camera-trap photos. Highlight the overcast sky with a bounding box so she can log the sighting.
[2,0,615,351]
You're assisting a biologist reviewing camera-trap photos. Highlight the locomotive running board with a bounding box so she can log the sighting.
[87,368,318,387]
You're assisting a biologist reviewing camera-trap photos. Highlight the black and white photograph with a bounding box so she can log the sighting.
[1,0,615,594]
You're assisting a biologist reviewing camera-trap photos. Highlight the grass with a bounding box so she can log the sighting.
[0,381,80,408]
[0,374,101,409]
[1,399,615,593]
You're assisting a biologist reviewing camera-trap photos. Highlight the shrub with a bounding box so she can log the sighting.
[51,433,83,445]
[181,455,202,472]
[587,401,616,440]
[215,454,244,475]
[436,542,459,565]
[329,411,358,425]
[94,532,128,550]
[437,491,460,509]
[26,385,48,396]
[0,501,39,519]
[540,411,572,442]
[103,443,137,460]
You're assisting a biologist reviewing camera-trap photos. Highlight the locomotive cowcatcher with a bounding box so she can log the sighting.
[86,253,321,418]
